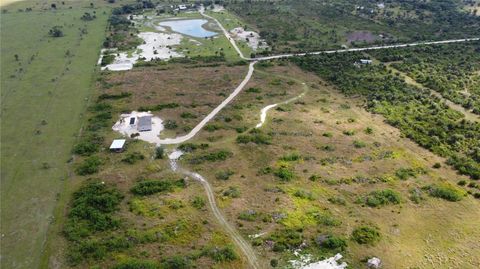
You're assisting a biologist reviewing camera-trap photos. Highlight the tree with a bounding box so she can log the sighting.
[14,54,19,61]
[49,26,64,37]
[51,3,56,9]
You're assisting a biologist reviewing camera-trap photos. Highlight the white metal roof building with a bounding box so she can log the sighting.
[109,139,126,152]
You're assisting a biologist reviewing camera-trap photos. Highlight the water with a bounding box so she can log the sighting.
[159,19,217,38]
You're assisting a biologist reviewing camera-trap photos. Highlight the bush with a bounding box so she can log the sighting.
[190,196,205,209]
[49,26,63,37]
[112,259,159,269]
[320,235,347,250]
[178,143,209,152]
[75,156,102,175]
[162,256,192,269]
[246,87,262,93]
[203,246,238,262]
[189,150,233,164]
[122,152,145,164]
[425,183,466,201]
[73,136,102,156]
[274,164,296,182]
[215,170,234,180]
[363,189,402,207]
[155,147,164,159]
[223,186,240,198]
[101,54,115,66]
[131,179,185,196]
[236,129,272,145]
[351,226,380,245]
[353,140,366,148]
[164,120,177,130]
[269,229,303,252]
[64,181,123,241]
[279,153,302,162]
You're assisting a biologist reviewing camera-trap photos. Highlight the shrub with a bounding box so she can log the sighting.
[73,138,102,156]
[180,112,196,119]
[238,210,257,221]
[236,129,272,145]
[190,196,205,209]
[433,162,442,169]
[162,256,192,269]
[155,147,164,159]
[101,54,115,66]
[363,189,401,207]
[223,186,240,198]
[395,168,422,180]
[322,132,333,137]
[64,181,123,242]
[320,235,347,250]
[270,259,278,267]
[49,26,64,37]
[246,87,261,93]
[274,164,296,182]
[328,196,346,205]
[178,143,209,152]
[457,180,467,186]
[269,229,303,252]
[122,152,145,164]
[353,140,366,148]
[280,153,302,162]
[131,179,185,196]
[365,127,374,134]
[75,156,102,175]
[425,183,466,201]
[351,226,380,245]
[343,130,355,136]
[164,120,177,130]
[215,170,234,180]
[203,246,238,262]
[112,259,159,269]
[189,150,233,164]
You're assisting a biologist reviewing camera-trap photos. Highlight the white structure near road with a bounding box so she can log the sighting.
[109,139,126,152]
[112,111,165,145]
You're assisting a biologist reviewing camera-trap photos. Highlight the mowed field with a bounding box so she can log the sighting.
[0,1,112,268]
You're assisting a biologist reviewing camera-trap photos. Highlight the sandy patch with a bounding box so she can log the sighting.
[211,4,225,12]
[0,0,24,7]
[100,32,183,71]
[290,253,347,269]
[112,111,165,145]
[346,31,379,44]
[230,27,268,51]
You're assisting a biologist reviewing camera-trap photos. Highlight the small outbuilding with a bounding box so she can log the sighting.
[360,59,373,64]
[109,139,126,152]
[137,115,152,132]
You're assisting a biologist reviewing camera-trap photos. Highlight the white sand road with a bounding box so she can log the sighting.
[168,152,261,269]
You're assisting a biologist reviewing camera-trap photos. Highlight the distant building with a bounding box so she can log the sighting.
[109,139,126,152]
[360,59,372,64]
[178,4,187,10]
[137,115,152,132]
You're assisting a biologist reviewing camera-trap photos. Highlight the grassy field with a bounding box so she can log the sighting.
[0,1,113,268]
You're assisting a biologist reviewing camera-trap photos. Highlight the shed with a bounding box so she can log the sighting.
[137,115,152,132]
[109,139,126,152]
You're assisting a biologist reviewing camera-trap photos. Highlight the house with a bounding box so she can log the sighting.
[109,139,126,152]
[360,59,372,64]
[137,115,152,132]
[178,4,187,10]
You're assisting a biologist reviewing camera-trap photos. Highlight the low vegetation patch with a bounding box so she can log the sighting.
[351,225,381,245]
[131,179,186,196]
[189,150,233,164]
[75,156,103,175]
[236,129,272,145]
[361,189,402,207]
[425,183,466,201]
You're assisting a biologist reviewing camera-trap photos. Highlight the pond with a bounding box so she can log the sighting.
[159,19,218,38]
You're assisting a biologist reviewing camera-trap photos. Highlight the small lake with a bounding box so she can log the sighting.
[159,19,218,38]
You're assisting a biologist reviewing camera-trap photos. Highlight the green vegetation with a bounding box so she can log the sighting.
[227,0,480,53]
[0,2,111,267]
[75,156,103,176]
[351,225,381,245]
[64,181,124,264]
[215,170,234,180]
[189,149,233,164]
[425,183,467,201]
[362,189,402,207]
[130,179,186,196]
[291,44,480,179]
[122,152,145,164]
[237,129,272,144]
[371,43,480,114]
